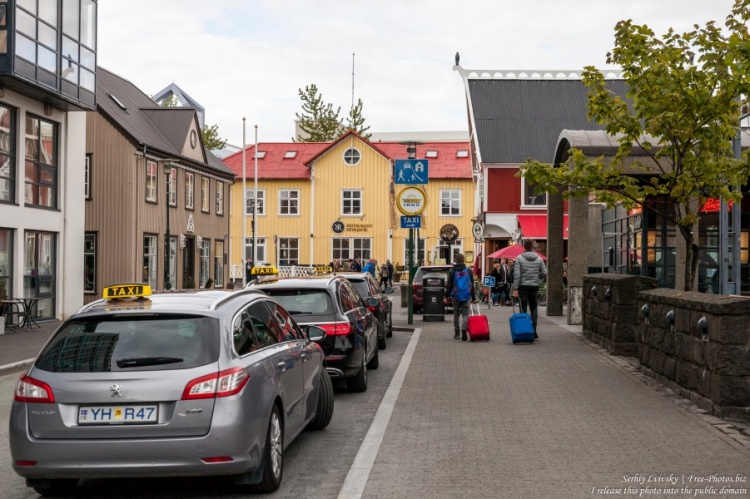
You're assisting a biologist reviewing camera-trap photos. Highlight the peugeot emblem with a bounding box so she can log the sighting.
[110,384,123,398]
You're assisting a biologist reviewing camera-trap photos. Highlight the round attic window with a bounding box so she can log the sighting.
[343,147,361,166]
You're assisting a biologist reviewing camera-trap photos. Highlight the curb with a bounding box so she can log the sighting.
[0,359,33,378]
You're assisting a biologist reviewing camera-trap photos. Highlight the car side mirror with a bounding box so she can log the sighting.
[306,325,326,342]
[384,286,394,294]
[366,297,380,307]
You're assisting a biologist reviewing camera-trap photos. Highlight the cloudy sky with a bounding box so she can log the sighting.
[98,0,738,146]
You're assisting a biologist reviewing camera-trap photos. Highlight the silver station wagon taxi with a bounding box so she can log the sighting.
[9,283,334,496]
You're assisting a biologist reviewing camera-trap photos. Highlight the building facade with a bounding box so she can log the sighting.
[0,0,97,320]
[83,68,235,302]
[222,130,474,279]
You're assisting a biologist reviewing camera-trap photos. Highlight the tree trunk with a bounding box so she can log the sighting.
[679,225,699,292]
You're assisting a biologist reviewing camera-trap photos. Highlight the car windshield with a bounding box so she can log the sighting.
[261,289,334,315]
[35,315,220,373]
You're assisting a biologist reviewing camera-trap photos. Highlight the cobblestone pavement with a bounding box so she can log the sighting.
[358,304,750,499]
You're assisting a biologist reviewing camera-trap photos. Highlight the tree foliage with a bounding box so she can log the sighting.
[295,84,371,141]
[295,84,343,142]
[521,0,750,291]
[201,124,227,151]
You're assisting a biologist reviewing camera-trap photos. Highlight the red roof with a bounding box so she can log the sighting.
[221,135,472,180]
[222,142,327,180]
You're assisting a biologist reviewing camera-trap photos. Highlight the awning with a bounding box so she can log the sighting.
[483,213,517,238]
[517,214,569,239]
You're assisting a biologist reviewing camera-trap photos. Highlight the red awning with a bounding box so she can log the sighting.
[517,214,568,239]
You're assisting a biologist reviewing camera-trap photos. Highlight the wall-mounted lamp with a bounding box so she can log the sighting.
[666,310,675,331]
[590,285,597,298]
[604,287,611,302]
[697,316,708,341]
[641,303,650,323]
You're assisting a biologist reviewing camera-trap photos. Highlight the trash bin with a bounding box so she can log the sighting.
[422,275,445,322]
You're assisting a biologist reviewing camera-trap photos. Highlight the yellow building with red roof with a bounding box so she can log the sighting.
[222,130,475,279]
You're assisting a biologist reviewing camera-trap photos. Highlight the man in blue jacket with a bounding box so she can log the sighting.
[444,253,477,341]
[362,258,377,277]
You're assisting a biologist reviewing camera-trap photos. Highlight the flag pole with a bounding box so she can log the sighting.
[242,118,247,286]
[254,125,258,271]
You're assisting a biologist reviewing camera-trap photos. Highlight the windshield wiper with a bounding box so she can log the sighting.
[116,356,183,368]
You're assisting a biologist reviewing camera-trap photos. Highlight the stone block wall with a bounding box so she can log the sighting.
[638,289,750,422]
[582,274,658,356]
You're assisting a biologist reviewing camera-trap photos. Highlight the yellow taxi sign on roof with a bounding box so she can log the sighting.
[314,266,334,274]
[103,283,152,300]
[251,266,278,276]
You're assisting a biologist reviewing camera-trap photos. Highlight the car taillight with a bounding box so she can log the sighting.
[317,322,352,336]
[367,306,377,312]
[14,375,54,403]
[182,367,250,400]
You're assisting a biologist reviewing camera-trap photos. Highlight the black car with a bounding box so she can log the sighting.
[250,275,379,392]
[338,272,393,350]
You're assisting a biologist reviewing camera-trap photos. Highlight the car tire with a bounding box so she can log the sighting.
[306,370,334,431]
[377,321,387,350]
[347,349,368,392]
[386,311,393,337]
[30,479,78,497]
[252,406,283,493]
[367,342,379,370]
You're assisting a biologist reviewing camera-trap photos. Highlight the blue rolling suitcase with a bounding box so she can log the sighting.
[509,300,535,344]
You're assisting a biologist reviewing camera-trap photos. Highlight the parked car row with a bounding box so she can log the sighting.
[249,271,394,393]
[9,283,335,496]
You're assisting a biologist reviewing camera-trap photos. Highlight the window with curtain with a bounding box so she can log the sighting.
[142,235,157,289]
[0,104,16,203]
[214,240,224,287]
[24,114,57,208]
[199,238,210,287]
[145,160,157,202]
[185,172,194,209]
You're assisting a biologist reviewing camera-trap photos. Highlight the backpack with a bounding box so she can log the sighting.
[451,269,472,302]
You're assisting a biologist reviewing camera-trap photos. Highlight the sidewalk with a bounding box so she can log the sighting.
[345,303,750,498]
[0,320,59,376]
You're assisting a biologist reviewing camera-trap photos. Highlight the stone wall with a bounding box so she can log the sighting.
[638,289,750,422]
[583,274,658,356]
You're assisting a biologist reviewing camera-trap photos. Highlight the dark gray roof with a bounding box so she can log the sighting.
[96,67,234,178]
[468,78,629,164]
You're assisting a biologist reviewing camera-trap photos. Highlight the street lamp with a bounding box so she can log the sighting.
[164,166,173,291]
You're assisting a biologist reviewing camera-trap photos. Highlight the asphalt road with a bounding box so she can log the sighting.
[0,324,413,499]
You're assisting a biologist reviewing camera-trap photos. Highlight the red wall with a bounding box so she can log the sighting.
[487,168,521,212]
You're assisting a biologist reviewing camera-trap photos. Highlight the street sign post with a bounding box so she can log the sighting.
[400,216,422,229]
[395,159,429,185]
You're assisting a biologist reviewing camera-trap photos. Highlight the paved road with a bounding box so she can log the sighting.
[2,299,750,498]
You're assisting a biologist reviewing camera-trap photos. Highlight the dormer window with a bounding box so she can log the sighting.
[284,151,297,159]
[425,150,438,158]
[456,150,469,158]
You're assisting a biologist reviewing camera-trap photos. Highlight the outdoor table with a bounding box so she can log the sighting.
[1,299,23,331]
[19,298,40,329]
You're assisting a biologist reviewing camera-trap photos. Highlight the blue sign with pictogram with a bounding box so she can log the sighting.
[400,216,422,229]
[395,159,429,185]
[483,276,496,288]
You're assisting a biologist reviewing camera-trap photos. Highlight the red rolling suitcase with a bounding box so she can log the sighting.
[467,303,490,342]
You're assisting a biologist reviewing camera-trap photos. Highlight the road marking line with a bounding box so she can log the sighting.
[337,328,421,499]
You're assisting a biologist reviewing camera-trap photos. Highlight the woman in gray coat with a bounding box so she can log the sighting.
[511,239,548,338]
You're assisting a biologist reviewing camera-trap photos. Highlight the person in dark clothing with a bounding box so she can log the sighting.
[245,259,254,283]
[511,240,548,338]
[443,253,477,341]
[489,262,503,305]
[386,260,394,287]
[350,259,362,272]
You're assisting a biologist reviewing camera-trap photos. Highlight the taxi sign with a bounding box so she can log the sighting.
[314,266,334,274]
[103,284,152,299]
[251,266,278,276]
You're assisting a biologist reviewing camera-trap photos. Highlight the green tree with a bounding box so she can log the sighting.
[201,124,227,151]
[348,98,371,139]
[295,84,343,142]
[521,0,750,291]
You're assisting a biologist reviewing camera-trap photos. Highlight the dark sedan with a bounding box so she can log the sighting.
[250,275,379,392]
[338,272,393,350]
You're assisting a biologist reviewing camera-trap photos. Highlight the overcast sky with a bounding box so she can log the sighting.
[98,0,738,146]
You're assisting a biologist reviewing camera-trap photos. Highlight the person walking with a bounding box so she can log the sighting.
[511,240,547,339]
[489,261,503,305]
[444,253,477,341]
[362,258,377,277]
[386,259,394,287]
[499,259,511,305]
[379,261,390,290]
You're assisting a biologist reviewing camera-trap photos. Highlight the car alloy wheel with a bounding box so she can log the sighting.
[269,411,282,479]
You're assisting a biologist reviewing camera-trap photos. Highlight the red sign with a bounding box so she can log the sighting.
[701,198,732,213]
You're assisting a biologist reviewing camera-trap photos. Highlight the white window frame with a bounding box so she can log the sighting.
[215,181,224,215]
[143,234,157,288]
[145,160,157,202]
[245,236,267,264]
[521,175,548,208]
[343,147,361,166]
[84,154,91,199]
[341,189,362,216]
[201,177,210,212]
[440,189,461,216]
[168,168,177,207]
[214,240,225,287]
[199,238,210,287]
[332,237,371,261]
[246,189,265,216]
[278,238,299,266]
[279,189,299,216]
[185,172,194,209]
